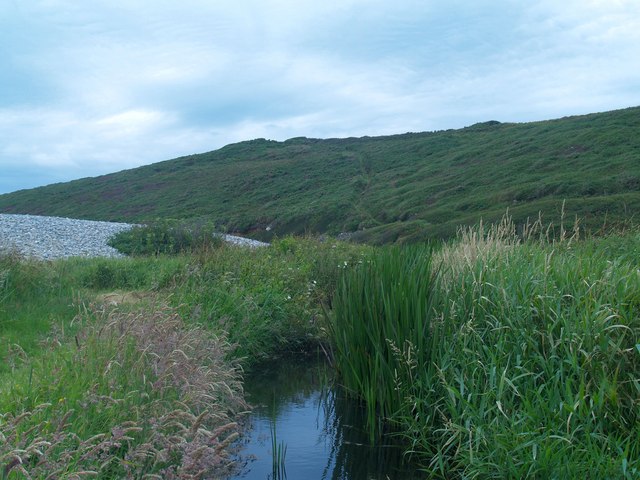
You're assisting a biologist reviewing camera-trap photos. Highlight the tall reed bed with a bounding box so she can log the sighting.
[327,245,440,438]
[328,225,640,478]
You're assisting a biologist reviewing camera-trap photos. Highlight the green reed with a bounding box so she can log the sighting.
[403,236,640,478]
[270,413,288,480]
[327,245,440,440]
[327,226,640,478]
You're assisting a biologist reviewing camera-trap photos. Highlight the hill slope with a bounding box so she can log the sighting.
[1,106,639,243]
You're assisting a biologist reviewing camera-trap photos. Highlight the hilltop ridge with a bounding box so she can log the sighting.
[1,106,639,243]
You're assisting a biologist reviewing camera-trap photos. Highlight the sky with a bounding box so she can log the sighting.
[1,0,639,194]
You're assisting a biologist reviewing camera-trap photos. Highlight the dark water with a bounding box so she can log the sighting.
[231,356,424,480]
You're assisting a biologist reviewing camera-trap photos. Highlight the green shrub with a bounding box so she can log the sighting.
[108,219,223,256]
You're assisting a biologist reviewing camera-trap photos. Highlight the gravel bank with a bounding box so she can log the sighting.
[0,214,134,260]
[0,214,268,260]
[216,233,269,248]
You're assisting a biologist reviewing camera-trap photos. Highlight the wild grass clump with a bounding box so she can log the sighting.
[435,209,579,283]
[1,253,188,376]
[78,256,185,291]
[0,254,86,372]
[328,221,640,478]
[327,245,438,439]
[108,218,223,256]
[0,304,246,478]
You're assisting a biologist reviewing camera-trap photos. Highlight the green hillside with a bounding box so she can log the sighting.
[1,106,639,243]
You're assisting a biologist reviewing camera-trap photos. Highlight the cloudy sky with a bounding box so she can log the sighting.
[1,0,639,194]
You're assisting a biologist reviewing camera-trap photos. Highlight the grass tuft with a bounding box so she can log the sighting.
[327,244,439,440]
[0,304,246,478]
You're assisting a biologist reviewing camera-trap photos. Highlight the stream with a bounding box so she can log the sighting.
[230,356,424,479]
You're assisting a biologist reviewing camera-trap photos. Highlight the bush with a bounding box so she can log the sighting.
[108,219,223,256]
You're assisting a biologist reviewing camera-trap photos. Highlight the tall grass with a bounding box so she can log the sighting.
[419,235,639,478]
[1,237,369,475]
[270,409,288,480]
[328,223,640,477]
[327,245,439,439]
[4,227,638,477]
[169,237,370,365]
[0,305,246,478]
[0,252,186,376]
[0,253,83,373]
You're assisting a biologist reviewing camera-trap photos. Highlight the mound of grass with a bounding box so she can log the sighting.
[168,237,371,365]
[1,106,639,242]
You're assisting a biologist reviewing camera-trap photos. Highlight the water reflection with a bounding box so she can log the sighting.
[231,356,424,480]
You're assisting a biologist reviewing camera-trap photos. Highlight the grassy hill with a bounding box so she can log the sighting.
[1,106,639,243]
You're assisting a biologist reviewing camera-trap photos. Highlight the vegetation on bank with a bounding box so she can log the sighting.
[329,221,640,478]
[0,237,367,477]
[0,254,247,478]
[2,220,639,478]
[1,106,639,243]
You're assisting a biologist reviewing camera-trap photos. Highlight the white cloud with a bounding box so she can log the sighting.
[95,110,175,139]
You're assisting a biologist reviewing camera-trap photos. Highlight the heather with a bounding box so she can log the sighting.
[2,107,639,244]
